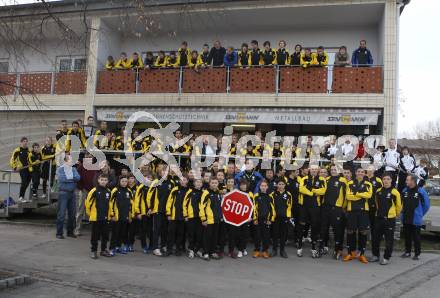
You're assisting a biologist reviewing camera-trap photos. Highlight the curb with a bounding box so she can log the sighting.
[0,274,32,291]
[0,220,55,228]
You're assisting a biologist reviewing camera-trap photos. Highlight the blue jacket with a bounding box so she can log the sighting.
[234,170,264,194]
[223,51,238,67]
[351,47,373,66]
[401,187,430,226]
[57,165,80,192]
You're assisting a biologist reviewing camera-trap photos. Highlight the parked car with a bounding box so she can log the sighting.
[424,180,440,196]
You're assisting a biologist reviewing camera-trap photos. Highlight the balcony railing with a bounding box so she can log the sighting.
[96,65,383,95]
[0,71,87,96]
[0,66,383,97]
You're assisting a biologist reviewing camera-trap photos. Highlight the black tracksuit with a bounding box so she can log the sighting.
[271,191,292,252]
[110,187,132,249]
[90,186,111,252]
[185,188,203,253]
[253,192,274,251]
[208,47,226,66]
[30,151,42,196]
[167,186,190,253]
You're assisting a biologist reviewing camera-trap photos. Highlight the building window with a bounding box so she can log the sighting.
[0,59,8,73]
[57,56,86,72]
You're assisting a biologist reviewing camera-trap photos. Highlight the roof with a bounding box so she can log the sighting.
[398,138,440,153]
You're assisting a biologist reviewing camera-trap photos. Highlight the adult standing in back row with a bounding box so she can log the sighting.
[352,40,373,66]
[208,40,226,67]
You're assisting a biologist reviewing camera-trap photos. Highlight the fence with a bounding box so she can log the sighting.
[96,65,384,95]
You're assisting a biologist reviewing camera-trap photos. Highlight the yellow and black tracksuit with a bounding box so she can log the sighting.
[93,129,109,149]
[300,53,314,68]
[65,128,86,152]
[276,48,290,65]
[262,49,277,66]
[55,128,68,142]
[188,56,200,68]
[270,190,292,253]
[199,189,223,255]
[167,56,180,68]
[10,146,32,198]
[183,187,204,252]
[154,56,168,68]
[298,175,327,250]
[312,52,329,66]
[115,58,130,69]
[149,177,176,250]
[134,182,155,249]
[41,144,56,194]
[178,48,191,67]
[128,184,140,247]
[249,49,263,66]
[105,60,115,70]
[366,176,383,238]
[345,178,373,255]
[198,51,210,67]
[372,187,402,260]
[166,185,191,253]
[253,192,275,252]
[109,186,133,249]
[128,58,144,69]
[238,50,250,67]
[85,186,112,252]
[320,176,347,252]
[29,150,42,196]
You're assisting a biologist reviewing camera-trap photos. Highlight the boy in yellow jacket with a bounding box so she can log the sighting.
[85,173,112,259]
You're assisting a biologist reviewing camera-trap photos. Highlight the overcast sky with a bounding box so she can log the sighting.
[1,0,438,137]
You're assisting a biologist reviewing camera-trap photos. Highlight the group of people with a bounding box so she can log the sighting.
[104,39,374,70]
[9,118,431,266]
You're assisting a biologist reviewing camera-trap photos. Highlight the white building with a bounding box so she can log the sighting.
[0,0,408,169]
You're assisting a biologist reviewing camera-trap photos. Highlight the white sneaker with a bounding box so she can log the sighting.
[40,194,47,199]
[196,251,203,258]
[237,251,243,258]
[18,197,25,203]
[297,248,303,257]
[305,237,312,243]
[243,249,248,256]
[153,249,162,256]
[188,250,194,259]
[311,249,319,258]
[202,254,210,261]
[323,247,329,255]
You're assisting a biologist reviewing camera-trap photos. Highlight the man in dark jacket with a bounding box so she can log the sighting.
[352,40,373,66]
[208,40,226,67]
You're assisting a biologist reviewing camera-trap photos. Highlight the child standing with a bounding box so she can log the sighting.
[29,143,42,198]
[127,173,138,252]
[109,175,134,255]
[85,173,112,259]
[253,180,275,258]
[183,178,204,258]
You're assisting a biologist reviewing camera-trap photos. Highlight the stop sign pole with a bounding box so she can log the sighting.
[221,189,254,226]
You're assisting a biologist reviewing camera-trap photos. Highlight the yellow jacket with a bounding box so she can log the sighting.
[298,175,327,206]
[323,176,347,207]
[178,48,191,66]
[65,128,87,152]
[115,58,131,69]
[10,147,32,170]
[167,56,180,68]
[166,186,191,220]
[346,179,373,211]
[154,56,168,67]
[300,53,314,68]
[109,187,134,221]
[85,187,112,221]
[375,187,402,218]
[128,58,144,69]
[312,52,329,66]
[199,189,222,224]
[134,183,151,216]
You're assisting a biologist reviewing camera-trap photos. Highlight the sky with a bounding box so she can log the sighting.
[1,0,439,137]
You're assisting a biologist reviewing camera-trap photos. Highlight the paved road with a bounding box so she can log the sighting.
[1,224,439,298]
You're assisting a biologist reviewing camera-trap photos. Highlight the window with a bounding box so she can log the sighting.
[57,56,86,72]
[0,59,8,73]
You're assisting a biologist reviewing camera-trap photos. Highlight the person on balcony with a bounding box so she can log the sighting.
[300,48,314,68]
[223,47,238,68]
[189,50,201,69]
[208,40,226,67]
[334,46,350,67]
[128,52,144,69]
[352,40,373,67]
[312,46,328,67]
[115,52,130,69]
[198,44,210,67]
[167,51,180,68]
[238,43,250,67]
[105,56,115,70]
[290,44,302,66]
[276,40,290,66]
[154,51,168,68]
[261,41,277,66]
[178,41,191,67]
[144,52,155,69]
[249,40,263,66]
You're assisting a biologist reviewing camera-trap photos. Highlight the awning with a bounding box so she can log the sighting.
[96,107,381,126]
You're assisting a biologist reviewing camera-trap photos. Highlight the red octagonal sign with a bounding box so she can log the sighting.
[221,189,254,226]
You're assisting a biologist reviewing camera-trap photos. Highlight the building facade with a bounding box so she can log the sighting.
[0,0,407,169]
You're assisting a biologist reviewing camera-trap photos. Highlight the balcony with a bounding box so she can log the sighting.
[95,66,383,95]
[0,71,87,96]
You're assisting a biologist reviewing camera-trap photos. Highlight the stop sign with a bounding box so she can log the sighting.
[221,189,254,226]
